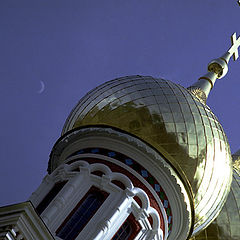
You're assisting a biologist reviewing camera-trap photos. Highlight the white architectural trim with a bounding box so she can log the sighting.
[30,160,164,240]
[0,202,54,240]
[68,152,169,236]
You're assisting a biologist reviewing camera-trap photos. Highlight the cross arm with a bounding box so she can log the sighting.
[228,32,240,61]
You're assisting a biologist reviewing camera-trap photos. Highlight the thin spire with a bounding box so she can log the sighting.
[188,32,240,104]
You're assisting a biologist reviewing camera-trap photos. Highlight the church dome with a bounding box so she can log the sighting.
[62,75,232,234]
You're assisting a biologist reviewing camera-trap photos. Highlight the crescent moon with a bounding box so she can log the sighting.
[38,81,45,94]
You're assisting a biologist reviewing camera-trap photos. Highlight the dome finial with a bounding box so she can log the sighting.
[188,32,240,103]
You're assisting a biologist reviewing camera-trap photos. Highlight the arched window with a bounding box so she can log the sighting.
[36,181,67,215]
[112,214,141,240]
[56,187,108,240]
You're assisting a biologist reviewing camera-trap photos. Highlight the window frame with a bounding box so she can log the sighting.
[111,214,141,240]
[56,186,109,240]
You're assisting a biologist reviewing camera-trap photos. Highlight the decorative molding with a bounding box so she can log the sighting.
[30,159,164,240]
[67,147,171,232]
[0,202,54,240]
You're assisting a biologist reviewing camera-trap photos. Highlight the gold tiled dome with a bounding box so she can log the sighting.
[190,168,240,240]
[62,75,232,234]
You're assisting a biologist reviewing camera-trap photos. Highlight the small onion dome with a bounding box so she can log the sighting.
[62,75,232,235]
[189,168,240,240]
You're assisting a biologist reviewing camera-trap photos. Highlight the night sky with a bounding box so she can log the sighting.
[0,1,240,206]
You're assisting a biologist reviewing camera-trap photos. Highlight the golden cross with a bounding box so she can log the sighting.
[228,32,240,61]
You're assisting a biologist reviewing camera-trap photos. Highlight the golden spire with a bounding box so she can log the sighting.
[188,33,240,103]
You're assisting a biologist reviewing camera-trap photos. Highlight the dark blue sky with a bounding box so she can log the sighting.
[0,1,239,206]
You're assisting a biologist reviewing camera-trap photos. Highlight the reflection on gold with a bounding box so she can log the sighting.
[62,75,232,234]
[233,159,240,173]
[232,152,240,173]
[190,168,240,240]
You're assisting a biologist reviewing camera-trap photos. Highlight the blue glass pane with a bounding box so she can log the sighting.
[57,192,105,240]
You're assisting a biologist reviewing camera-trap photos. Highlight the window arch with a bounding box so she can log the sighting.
[56,187,108,240]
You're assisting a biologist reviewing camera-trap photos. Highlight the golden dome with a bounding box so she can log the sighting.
[62,75,232,234]
[190,168,240,240]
